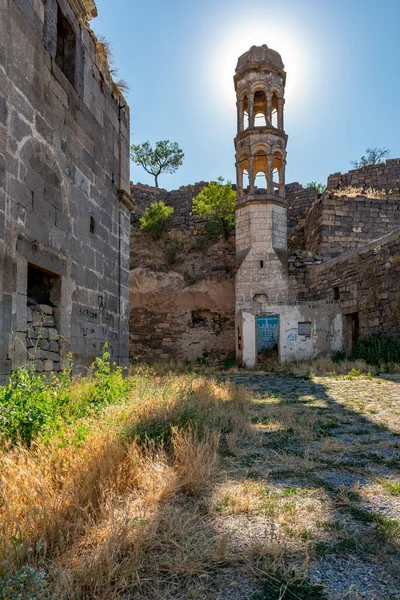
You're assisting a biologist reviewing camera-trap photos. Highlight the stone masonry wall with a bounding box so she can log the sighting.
[327,159,400,194]
[296,230,400,339]
[304,193,400,258]
[0,0,131,382]
[285,182,318,235]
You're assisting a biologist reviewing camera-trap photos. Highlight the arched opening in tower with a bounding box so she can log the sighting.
[254,150,268,191]
[254,90,267,127]
[243,169,250,191]
[271,93,279,128]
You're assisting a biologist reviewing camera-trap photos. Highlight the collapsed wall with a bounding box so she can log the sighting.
[129,228,235,361]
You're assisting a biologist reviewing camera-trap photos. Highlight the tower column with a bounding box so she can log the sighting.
[267,156,274,194]
[236,162,243,196]
[248,156,255,193]
[267,93,272,126]
[237,101,244,133]
[278,98,284,130]
[248,93,255,128]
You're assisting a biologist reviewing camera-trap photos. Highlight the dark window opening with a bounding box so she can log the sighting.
[90,216,95,234]
[260,260,264,268]
[27,264,60,307]
[298,322,311,337]
[55,6,76,87]
[333,286,340,300]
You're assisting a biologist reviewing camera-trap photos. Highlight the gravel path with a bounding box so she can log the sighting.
[212,373,400,600]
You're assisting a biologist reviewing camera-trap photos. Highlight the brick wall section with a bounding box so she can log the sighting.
[0,0,131,382]
[304,193,400,258]
[327,159,400,193]
[296,230,400,338]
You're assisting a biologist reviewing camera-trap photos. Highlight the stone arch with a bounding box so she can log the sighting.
[253,88,267,126]
[18,138,69,214]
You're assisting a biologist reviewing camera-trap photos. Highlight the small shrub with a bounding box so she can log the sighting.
[139,201,174,238]
[0,565,50,600]
[0,345,131,447]
[165,235,182,264]
[260,570,327,599]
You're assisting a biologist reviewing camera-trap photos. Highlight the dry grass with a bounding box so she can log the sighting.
[0,372,250,599]
[332,186,396,198]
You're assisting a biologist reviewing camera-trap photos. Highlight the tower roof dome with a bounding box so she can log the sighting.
[235,44,285,76]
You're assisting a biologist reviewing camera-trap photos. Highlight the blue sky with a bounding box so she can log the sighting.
[92,0,400,190]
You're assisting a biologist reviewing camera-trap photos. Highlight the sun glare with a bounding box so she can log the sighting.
[210,19,312,116]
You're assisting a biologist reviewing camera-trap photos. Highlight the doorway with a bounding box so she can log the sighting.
[344,312,359,356]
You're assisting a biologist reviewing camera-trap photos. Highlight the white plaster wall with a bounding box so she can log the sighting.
[237,301,343,365]
[242,311,256,366]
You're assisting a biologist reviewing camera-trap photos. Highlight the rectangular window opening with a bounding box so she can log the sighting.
[298,321,311,337]
[333,286,340,300]
[260,260,264,268]
[27,264,61,308]
[55,6,76,88]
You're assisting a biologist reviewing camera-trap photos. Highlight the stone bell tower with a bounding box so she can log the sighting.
[234,44,289,364]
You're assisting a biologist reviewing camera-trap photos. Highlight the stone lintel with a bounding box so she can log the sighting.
[234,127,288,145]
[118,189,135,212]
[235,194,287,210]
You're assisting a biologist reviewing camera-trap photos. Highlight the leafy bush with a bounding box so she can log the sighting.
[0,346,131,447]
[192,177,236,240]
[355,336,400,366]
[139,201,174,238]
[0,565,50,600]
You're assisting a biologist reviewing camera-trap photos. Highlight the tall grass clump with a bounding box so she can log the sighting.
[355,336,400,367]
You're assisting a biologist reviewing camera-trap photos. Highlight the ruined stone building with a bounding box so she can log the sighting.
[0,0,133,383]
[129,45,400,365]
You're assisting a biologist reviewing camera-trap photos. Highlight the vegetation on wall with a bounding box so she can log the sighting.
[351,146,391,169]
[192,177,236,240]
[139,201,174,238]
[306,181,326,194]
[130,140,185,188]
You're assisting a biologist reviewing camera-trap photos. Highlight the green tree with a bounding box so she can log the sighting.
[351,146,391,169]
[139,201,174,238]
[192,177,236,240]
[130,140,184,188]
[306,181,326,194]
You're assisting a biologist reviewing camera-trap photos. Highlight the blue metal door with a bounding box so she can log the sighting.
[257,315,279,360]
